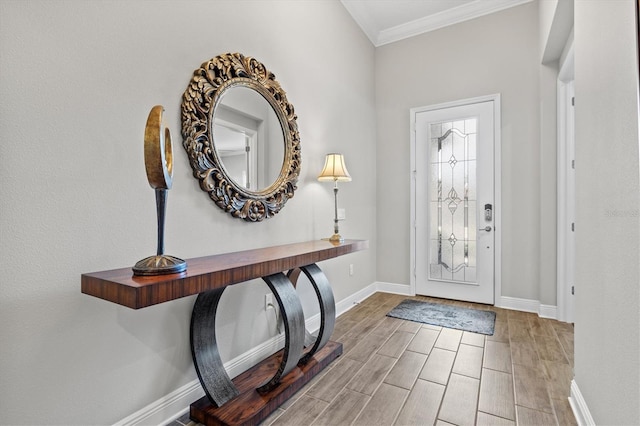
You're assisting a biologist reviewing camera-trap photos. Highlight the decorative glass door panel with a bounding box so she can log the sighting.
[429,120,477,283]
[414,98,496,305]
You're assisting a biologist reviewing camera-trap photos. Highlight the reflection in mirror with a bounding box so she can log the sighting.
[213,87,284,191]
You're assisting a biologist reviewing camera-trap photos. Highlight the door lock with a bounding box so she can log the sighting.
[484,204,493,221]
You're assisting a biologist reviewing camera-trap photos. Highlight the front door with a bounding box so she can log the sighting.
[413,98,497,304]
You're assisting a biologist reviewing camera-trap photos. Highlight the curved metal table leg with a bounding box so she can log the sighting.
[191,266,332,407]
[190,288,239,407]
[287,263,336,365]
[256,272,305,393]
[286,268,315,346]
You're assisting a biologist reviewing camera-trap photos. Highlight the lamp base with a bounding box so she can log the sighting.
[322,234,344,243]
[132,254,187,276]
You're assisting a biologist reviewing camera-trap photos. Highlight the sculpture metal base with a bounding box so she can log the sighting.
[322,234,344,243]
[190,341,342,426]
[132,255,187,276]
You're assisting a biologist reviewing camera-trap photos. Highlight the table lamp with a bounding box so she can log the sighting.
[317,153,351,243]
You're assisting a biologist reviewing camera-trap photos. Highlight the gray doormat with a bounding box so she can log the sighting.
[386,299,496,335]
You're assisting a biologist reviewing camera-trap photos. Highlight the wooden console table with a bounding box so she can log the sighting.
[81,239,368,426]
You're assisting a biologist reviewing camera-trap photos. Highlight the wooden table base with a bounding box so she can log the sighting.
[190,341,342,426]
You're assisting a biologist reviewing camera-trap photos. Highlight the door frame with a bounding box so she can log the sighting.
[557,40,575,323]
[410,94,502,304]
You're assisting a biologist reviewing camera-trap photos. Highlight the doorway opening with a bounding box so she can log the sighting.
[557,41,575,323]
[410,95,502,304]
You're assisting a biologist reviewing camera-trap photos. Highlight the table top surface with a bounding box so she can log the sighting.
[81,239,368,309]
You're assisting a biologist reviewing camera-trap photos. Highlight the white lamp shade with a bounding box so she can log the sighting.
[317,153,352,182]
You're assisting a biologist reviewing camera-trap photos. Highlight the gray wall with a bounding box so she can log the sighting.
[375,2,547,302]
[0,1,376,424]
[574,1,640,423]
[4,0,639,423]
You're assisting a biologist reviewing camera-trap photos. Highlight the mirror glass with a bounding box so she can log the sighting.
[213,86,284,191]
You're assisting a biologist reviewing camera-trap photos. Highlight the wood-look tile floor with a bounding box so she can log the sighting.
[171,292,576,426]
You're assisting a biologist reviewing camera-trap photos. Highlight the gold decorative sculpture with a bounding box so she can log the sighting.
[132,106,187,276]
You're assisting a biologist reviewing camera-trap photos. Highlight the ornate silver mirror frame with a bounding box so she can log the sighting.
[181,52,301,221]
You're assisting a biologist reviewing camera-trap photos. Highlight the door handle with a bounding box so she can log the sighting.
[479,226,492,232]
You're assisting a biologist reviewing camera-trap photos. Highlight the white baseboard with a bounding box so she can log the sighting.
[113,379,202,426]
[569,380,595,426]
[498,296,558,319]
[335,282,378,315]
[114,333,292,426]
[539,304,557,319]
[372,284,559,320]
[374,281,413,295]
[369,285,560,320]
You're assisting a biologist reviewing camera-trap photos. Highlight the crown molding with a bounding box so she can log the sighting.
[343,0,534,47]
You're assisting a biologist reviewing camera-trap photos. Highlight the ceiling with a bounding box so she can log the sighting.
[340,0,533,47]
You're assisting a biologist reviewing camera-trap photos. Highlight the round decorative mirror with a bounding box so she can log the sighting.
[181,53,301,221]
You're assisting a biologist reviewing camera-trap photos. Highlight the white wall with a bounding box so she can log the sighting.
[574,0,640,423]
[538,60,558,307]
[539,0,559,59]
[0,1,376,424]
[538,0,561,307]
[375,2,543,302]
[539,0,573,65]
